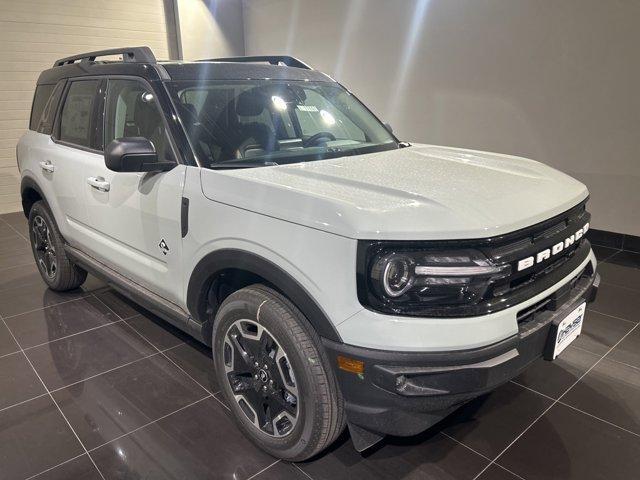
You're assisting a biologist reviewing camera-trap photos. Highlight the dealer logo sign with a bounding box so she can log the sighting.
[517,223,589,272]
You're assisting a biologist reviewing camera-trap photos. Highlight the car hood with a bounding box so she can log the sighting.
[200,144,589,240]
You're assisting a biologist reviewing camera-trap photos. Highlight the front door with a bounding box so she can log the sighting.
[80,78,186,304]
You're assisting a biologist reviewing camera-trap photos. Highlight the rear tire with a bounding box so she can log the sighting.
[212,284,345,461]
[28,201,87,291]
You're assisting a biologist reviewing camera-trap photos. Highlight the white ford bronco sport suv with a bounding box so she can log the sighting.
[18,47,599,461]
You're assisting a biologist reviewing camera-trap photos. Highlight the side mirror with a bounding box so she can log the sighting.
[384,122,393,134]
[104,137,175,172]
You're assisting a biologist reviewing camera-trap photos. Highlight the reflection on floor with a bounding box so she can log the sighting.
[1,211,639,480]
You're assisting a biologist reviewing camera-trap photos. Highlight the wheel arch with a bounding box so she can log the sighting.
[20,176,48,218]
[187,249,342,344]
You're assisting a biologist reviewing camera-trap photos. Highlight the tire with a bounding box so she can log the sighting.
[212,284,345,461]
[28,201,87,291]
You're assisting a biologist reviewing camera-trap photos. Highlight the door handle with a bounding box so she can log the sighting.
[87,176,110,192]
[39,160,55,173]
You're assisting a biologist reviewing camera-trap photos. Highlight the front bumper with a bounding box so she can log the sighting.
[323,265,599,438]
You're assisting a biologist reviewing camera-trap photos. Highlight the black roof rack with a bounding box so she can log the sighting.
[53,46,156,67]
[199,55,312,70]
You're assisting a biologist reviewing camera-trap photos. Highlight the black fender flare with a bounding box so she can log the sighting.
[187,249,342,343]
[20,175,50,215]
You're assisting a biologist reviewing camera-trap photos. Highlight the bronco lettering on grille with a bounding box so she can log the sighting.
[517,223,589,272]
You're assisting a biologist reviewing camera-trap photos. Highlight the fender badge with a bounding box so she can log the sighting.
[159,238,169,255]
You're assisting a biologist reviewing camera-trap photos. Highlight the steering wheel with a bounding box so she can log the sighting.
[303,131,336,147]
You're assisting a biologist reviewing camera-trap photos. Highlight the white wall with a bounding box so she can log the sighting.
[243,0,640,236]
[0,0,174,214]
[176,0,244,60]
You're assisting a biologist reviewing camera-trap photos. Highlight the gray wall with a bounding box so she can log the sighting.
[177,0,244,60]
[243,0,640,236]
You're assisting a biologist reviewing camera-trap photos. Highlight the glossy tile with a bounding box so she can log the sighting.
[5,295,119,349]
[254,462,308,479]
[597,254,640,291]
[33,455,103,480]
[93,288,146,319]
[0,262,43,292]
[588,283,640,323]
[0,281,88,318]
[591,245,620,261]
[587,229,624,249]
[2,211,28,227]
[0,351,46,409]
[561,357,640,434]
[624,234,640,254]
[574,310,635,355]
[607,250,640,268]
[442,382,553,458]
[53,354,208,449]
[476,464,523,480]
[606,325,640,368]
[163,341,219,393]
[298,431,489,480]
[498,403,640,480]
[0,221,21,241]
[0,321,19,356]
[514,345,600,399]
[0,244,34,271]
[0,395,84,479]
[91,397,275,480]
[126,312,190,350]
[25,321,157,390]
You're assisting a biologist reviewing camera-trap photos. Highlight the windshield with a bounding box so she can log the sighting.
[168,80,398,168]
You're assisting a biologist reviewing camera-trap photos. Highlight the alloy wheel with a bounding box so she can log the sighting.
[223,319,299,437]
[31,215,57,279]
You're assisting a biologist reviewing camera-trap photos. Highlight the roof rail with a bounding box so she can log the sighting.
[53,47,156,67]
[199,55,312,70]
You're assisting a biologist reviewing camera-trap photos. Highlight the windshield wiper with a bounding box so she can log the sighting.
[210,160,279,169]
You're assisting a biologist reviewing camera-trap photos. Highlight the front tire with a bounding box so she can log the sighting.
[28,201,87,291]
[212,285,345,461]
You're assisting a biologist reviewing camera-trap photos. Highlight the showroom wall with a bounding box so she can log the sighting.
[243,0,640,236]
[176,0,244,60]
[0,0,176,214]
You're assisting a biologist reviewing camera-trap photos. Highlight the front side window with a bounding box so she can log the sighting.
[104,79,172,161]
[168,80,397,168]
[59,80,100,147]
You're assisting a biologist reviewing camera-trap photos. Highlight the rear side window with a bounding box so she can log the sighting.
[59,80,100,148]
[35,82,64,135]
[29,84,55,131]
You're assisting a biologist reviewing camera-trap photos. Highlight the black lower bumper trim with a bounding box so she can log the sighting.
[323,267,599,437]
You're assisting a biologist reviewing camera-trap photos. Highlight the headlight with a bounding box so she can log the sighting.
[359,245,511,316]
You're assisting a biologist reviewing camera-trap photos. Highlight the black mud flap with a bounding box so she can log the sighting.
[348,422,384,453]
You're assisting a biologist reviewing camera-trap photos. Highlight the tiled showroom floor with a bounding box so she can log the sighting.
[0,210,639,480]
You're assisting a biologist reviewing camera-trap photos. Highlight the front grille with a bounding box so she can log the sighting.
[482,201,590,303]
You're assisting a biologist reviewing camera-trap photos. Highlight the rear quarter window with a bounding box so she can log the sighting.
[59,80,100,148]
[29,84,55,131]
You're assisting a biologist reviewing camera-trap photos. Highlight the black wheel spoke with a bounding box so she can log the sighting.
[229,332,255,369]
[224,318,299,437]
[31,215,57,279]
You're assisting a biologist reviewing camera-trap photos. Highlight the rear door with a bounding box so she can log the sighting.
[43,79,104,243]
[80,77,186,303]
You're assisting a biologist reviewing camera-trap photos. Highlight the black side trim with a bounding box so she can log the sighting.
[181,197,189,238]
[64,245,207,343]
[187,249,342,343]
